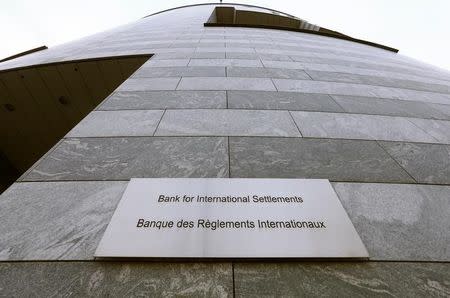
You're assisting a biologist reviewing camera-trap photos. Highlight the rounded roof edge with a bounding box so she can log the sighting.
[142,2,299,20]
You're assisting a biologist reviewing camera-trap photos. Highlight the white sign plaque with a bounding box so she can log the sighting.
[95,178,369,258]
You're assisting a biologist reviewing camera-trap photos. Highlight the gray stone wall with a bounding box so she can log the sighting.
[0,4,449,297]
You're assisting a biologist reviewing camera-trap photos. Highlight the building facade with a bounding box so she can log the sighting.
[0,3,449,296]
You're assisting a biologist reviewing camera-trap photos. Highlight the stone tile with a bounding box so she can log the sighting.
[262,60,307,70]
[291,111,439,143]
[153,52,226,59]
[408,118,450,144]
[379,141,450,184]
[117,78,181,91]
[24,137,229,181]
[196,43,226,48]
[433,103,450,119]
[269,57,450,87]
[99,91,227,110]
[330,62,450,87]
[306,70,450,93]
[224,52,260,60]
[155,109,300,137]
[0,262,232,297]
[272,79,450,105]
[333,183,450,261]
[142,59,190,67]
[133,66,226,78]
[197,47,255,53]
[66,110,164,137]
[0,181,127,260]
[188,59,263,67]
[258,54,293,61]
[332,95,450,120]
[228,91,343,112]
[235,262,450,297]
[177,77,276,91]
[230,137,413,183]
[227,67,311,79]
[225,53,292,61]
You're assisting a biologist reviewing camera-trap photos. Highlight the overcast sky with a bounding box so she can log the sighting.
[1,0,449,71]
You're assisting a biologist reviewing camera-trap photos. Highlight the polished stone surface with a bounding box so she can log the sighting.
[333,183,450,261]
[291,54,434,74]
[189,58,263,67]
[228,91,343,112]
[434,102,450,119]
[379,141,450,184]
[408,118,450,144]
[225,52,292,61]
[0,181,127,260]
[117,78,181,91]
[155,109,300,137]
[24,137,229,180]
[99,91,227,110]
[143,59,190,67]
[264,58,450,87]
[331,95,450,120]
[66,110,164,137]
[273,79,450,105]
[230,137,413,182]
[177,77,276,91]
[291,111,439,143]
[235,262,450,297]
[227,67,311,79]
[306,70,450,93]
[133,66,225,78]
[0,262,232,297]
[154,51,226,59]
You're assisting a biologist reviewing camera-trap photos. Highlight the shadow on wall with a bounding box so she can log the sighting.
[0,54,151,193]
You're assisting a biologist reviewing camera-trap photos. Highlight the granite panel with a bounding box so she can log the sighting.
[333,183,450,261]
[434,103,450,119]
[177,77,276,91]
[262,59,327,70]
[224,52,261,60]
[235,262,450,297]
[329,63,450,87]
[228,91,343,112]
[408,118,450,144]
[24,137,229,181]
[172,42,223,48]
[152,52,226,59]
[99,91,227,110]
[0,181,127,260]
[332,95,450,120]
[189,59,263,67]
[227,67,311,79]
[306,70,450,93]
[273,79,450,105]
[299,55,449,80]
[225,52,292,61]
[66,110,164,137]
[291,111,439,143]
[270,58,450,87]
[117,78,181,91]
[142,59,190,67]
[0,262,232,297]
[291,54,423,73]
[230,137,413,183]
[133,66,226,78]
[197,47,255,53]
[155,109,300,137]
[379,141,450,184]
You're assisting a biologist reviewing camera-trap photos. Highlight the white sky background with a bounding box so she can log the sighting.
[1,0,449,71]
